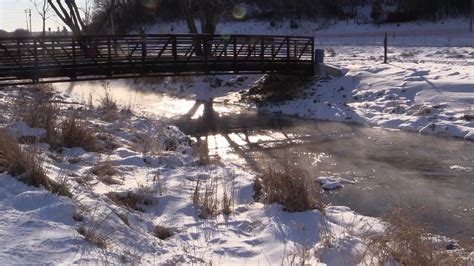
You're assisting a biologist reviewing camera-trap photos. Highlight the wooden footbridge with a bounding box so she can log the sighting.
[0,34,315,86]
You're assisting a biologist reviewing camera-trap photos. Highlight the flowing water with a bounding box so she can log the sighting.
[55,80,474,239]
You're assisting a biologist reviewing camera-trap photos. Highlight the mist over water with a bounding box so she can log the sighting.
[55,80,474,238]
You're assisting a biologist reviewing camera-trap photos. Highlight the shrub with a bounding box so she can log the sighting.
[90,160,118,177]
[60,113,97,152]
[193,179,220,219]
[256,162,324,213]
[97,83,119,122]
[0,128,50,189]
[16,86,60,148]
[49,168,73,198]
[222,187,234,215]
[77,226,110,249]
[153,225,173,240]
[366,208,470,265]
[106,191,153,212]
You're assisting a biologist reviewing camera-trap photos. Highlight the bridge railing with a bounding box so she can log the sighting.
[0,34,314,85]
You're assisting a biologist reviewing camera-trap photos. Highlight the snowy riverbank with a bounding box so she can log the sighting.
[262,45,474,140]
[0,86,388,264]
[2,73,474,265]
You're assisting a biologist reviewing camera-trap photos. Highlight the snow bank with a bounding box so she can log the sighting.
[262,46,474,140]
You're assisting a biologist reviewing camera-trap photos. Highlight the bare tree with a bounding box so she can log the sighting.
[48,0,117,37]
[178,0,225,35]
[47,0,88,37]
[31,0,52,37]
[92,0,117,34]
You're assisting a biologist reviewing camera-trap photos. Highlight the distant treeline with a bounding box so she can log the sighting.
[91,0,474,33]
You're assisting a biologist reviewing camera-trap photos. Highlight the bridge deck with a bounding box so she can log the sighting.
[0,34,314,86]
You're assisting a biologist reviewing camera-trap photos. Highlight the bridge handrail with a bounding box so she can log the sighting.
[0,34,315,86]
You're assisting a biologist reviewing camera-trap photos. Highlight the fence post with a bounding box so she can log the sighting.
[383,32,388,64]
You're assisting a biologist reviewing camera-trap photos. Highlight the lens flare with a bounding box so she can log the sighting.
[143,0,159,14]
[232,4,247,20]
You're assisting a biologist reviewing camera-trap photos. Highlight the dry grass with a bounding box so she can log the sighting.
[255,162,324,213]
[152,170,166,196]
[193,179,220,219]
[365,208,471,265]
[106,191,153,212]
[96,81,119,122]
[0,129,74,197]
[15,86,60,147]
[0,128,50,189]
[222,186,234,215]
[60,113,97,152]
[153,225,173,240]
[77,226,110,249]
[130,133,162,155]
[96,133,120,152]
[49,167,73,198]
[192,174,235,218]
[90,159,119,184]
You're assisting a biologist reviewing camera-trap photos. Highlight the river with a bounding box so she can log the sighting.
[54,79,474,239]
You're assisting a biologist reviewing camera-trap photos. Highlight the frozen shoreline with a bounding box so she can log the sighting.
[261,45,473,141]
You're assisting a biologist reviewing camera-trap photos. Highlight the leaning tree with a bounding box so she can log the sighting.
[47,0,116,37]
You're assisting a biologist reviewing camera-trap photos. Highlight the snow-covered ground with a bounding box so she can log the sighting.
[2,79,473,264]
[263,45,474,140]
[0,87,391,264]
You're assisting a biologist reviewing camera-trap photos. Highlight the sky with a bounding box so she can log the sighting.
[0,0,88,32]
